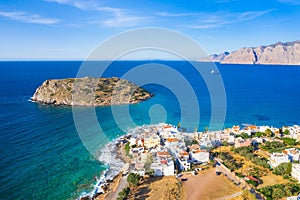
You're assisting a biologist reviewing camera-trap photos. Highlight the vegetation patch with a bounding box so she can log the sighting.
[234,146,269,168]
[258,183,300,200]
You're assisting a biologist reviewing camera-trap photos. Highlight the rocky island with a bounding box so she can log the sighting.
[201,40,300,65]
[31,77,153,106]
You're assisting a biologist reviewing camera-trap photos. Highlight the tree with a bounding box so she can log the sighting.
[246,180,259,187]
[283,129,290,135]
[222,141,229,146]
[125,142,130,156]
[265,129,274,137]
[272,187,285,199]
[177,122,181,128]
[241,190,256,200]
[254,132,265,138]
[204,126,208,133]
[117,187,130,200]
[272,162,292,177]
[127,173,141,186]
[240,132,250,139]
[282,138,297,146]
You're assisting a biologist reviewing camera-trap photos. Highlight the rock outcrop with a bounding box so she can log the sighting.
[221,40,300,65]
[32,77,153,106]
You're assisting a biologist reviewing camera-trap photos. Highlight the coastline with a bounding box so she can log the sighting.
[78,122,300,200]
[78,137,127,200]
[79,123,167,200]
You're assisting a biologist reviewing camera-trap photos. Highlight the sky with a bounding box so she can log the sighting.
[0,0,300,60]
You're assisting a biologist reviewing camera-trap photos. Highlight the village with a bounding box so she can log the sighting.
[117,123,300,200]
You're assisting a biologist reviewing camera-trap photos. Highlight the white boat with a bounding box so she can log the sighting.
[211,70,219,74]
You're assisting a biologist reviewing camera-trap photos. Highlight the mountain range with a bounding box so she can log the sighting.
[201,40,300,65]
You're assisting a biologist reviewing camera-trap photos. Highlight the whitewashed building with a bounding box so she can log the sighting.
[283,148,300,162]
[291,163,300,183]
[144,135,160,149]
[269,152,290,168]
[150,159,175,176]
[190,150,209,163]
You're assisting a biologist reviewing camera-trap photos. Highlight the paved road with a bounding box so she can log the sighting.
[105,175,128,200]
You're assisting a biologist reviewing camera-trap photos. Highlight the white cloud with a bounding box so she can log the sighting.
[190,9,274,29]
[90,15,148,28]
[45,0,147,28]
[278,0,300,5]
[0,11,59,25]
[156,12,198,17]
[45,0,122,13]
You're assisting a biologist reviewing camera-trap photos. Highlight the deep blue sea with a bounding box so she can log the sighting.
[0,61,300,199]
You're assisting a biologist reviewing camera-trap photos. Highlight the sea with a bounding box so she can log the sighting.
[0,61,300,199]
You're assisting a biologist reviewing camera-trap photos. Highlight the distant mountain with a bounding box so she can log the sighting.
[200,52,229,62]
[221,40,300,65]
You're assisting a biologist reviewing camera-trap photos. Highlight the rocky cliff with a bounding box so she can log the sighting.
[32,77,153,106]
[221,40,300,65]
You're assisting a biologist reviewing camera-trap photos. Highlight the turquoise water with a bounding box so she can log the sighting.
[0,61,300,199]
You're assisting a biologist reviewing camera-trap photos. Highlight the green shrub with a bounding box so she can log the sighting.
[258,183,300,200]
[117,187,130,200]
[127,173,141,186]
[272,162,292,177]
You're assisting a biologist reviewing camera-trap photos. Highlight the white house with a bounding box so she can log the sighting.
[258,126,271,133]
[291,163,300,183]
[162,159,175,176]
[144,135,160,149]
[129,137,137,146]
[141,152,149,163]
[177,156,190,171]
[135,162,145,176]
[269,152,290,168]
[283,148,300,162]
[137,138,144,147]
[150,159,175,176]
[231,125,241,134]
[151,163,163,176]
[165,137,179,146]
[286,125,300,140]
[178,157,190,171]
[159,124,179,139]
[190,150,209,163]
[252,137,264,144]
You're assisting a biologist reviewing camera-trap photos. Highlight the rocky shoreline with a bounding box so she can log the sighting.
[32,77,153,106]
[78,134,131,200]
[78,124,165,200]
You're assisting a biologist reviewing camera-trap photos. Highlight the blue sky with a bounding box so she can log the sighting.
[0,0,300,60]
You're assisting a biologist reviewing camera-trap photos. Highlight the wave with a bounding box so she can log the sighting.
[78,136,126,199]
[77,123,166,199]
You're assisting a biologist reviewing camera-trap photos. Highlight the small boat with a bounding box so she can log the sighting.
[211,70,219,74]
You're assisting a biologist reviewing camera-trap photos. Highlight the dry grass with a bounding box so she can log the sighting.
[257,174,289,189]
[129,176,183,200]
[228,196,243,200]
[182,168,241,200]
[213,146,269,177]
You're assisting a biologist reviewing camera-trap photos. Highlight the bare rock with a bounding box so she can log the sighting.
[221,40,300,65]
